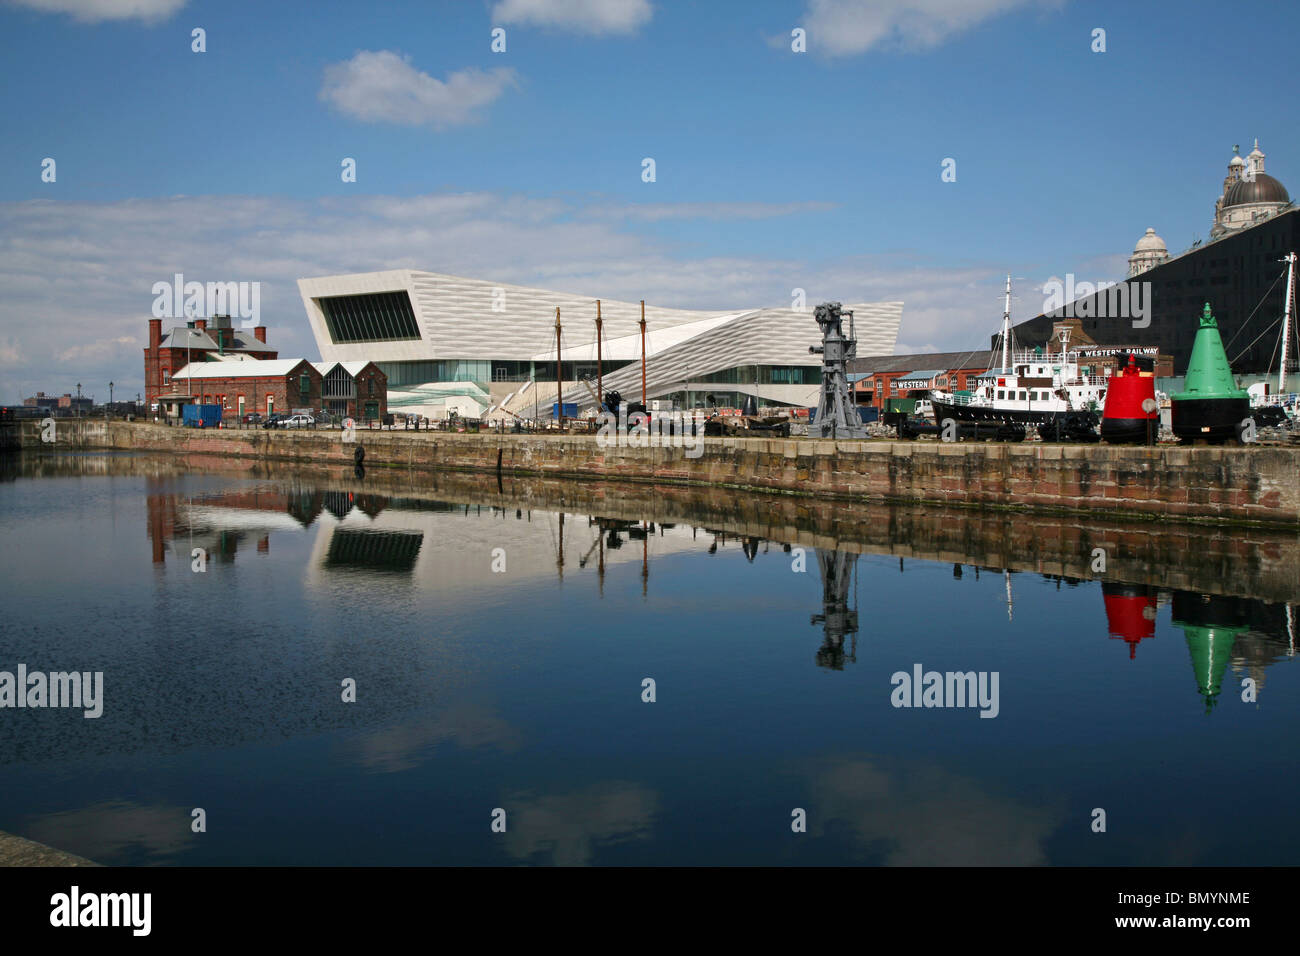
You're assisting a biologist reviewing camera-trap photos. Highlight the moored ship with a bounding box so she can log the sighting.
[928,277,1108,440]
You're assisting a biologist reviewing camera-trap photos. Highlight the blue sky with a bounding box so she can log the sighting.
[1,0,1297,401]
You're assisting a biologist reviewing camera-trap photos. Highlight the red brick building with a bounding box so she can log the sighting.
[167,358,388,422]
[168,359,323,420]
[314,361,389,421]
[145,315,276,407]
[850,350,996,410]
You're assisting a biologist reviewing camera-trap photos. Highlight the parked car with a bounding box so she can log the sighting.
[242,412,263,425]
[262,414,287,429]
[281,414,315,429]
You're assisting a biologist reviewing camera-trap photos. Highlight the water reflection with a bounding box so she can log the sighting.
[811,550,859,670]
[1099,582,1295,709]
[3,452,1298,865]
[344,705,524,774]
[499,783,660,866]
[805,755,1061,866]
[1171,591,1296,712]
[135,477,1300,713]
[23,801,195,865]
[1103,583,1158,659]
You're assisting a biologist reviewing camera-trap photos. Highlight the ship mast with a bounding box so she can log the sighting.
[1280,252,1296,395]
[1000,274,1012,373]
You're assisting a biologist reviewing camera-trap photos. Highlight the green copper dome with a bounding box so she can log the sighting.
[1173,304,1247,401]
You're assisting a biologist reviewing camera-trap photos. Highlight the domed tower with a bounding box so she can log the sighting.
[1212,139,1290,237]
[1128,227,1169,277]
[1212,147,1246,237]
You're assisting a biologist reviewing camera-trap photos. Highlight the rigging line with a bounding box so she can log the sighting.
[1265,323,1282,381]
[1230,313,1285,366]
[546,509,558,553]
[1221,267,1287,351]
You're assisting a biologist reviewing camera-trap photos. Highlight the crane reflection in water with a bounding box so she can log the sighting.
[810,549,860,670]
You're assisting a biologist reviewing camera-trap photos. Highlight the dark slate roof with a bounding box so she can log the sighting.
[849,349,995,375]
[160,326,268,351]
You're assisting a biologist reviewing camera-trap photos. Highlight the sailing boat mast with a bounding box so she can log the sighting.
[1279,252,1295,395]
[1000,275,1012,373]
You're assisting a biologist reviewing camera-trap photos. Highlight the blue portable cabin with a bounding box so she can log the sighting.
[182,403,223,428]
[551,402,578,420]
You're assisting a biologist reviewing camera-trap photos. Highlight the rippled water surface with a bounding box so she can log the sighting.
[0,453,1296,865]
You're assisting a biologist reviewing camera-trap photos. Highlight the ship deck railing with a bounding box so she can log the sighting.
[1251,393,1298,408]
[934,391,975,406]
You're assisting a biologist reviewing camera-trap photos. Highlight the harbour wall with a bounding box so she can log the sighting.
[20,419,1300,528]
[12,449,1300,603]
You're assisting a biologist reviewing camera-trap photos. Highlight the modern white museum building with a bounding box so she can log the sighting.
[297,269,903,419]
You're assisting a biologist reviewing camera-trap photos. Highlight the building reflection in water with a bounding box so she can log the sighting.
[325,529,424,572]
[143,478,1297,702]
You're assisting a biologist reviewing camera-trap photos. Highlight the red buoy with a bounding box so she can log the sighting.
[1101,352,1157,443]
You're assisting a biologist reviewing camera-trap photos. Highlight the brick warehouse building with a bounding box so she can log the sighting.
[168,358,388,422]
[145,315,277,407]
[314,361,389,421]
[849,350,995,409]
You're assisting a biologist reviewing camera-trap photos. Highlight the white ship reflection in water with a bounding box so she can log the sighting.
[0,453,1295,866]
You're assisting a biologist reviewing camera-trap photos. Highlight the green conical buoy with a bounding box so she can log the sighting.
[1175,304,1247,399]
[1171,303,1250,443]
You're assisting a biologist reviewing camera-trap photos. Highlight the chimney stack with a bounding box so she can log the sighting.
[148,317,162,351]
[194,318,207,332]
[253,327,266,343]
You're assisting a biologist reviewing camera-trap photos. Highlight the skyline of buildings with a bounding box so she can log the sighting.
[4,1,1298,404]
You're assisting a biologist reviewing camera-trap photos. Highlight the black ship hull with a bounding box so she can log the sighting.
[931,399,1099,439]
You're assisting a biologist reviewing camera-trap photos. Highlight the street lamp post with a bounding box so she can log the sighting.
[109,381,114,419]
[76,383,81,419]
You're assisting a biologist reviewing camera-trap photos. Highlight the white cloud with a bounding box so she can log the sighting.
[491,0,652,36]
[0,191,1029,402]
[320,51,517,129]
[54,335,137,364]
[5,0,185,23]
[798,0,1052,57]
[585,200,836,222]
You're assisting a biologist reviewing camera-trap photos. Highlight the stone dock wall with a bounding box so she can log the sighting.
[19,419,1300,527]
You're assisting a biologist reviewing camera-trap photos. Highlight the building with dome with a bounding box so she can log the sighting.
[1007,139,1298,376]
[1128,227,1169,277]
[1211,140,1291,238]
